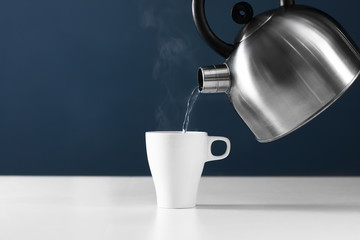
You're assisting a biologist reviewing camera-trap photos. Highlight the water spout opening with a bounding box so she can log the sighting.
[198,68,204,92]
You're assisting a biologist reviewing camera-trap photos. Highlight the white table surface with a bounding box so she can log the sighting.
[0,176,359,240]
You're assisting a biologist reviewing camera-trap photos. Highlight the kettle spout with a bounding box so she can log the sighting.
[198,64,231,93]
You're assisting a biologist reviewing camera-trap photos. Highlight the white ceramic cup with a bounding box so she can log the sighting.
[145,131,231,208]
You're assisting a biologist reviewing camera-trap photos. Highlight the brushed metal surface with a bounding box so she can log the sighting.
[198,64,231,93]
[225,5,360,142]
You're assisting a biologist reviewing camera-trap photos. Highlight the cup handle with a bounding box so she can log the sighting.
[207,136,231,162]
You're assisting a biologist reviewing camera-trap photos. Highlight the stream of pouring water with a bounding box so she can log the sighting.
[182,87,200,133]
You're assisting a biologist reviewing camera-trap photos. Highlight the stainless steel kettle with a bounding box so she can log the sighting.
[193,0,360,142]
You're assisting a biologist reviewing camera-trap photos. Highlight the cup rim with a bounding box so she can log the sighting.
[145,131,207,136]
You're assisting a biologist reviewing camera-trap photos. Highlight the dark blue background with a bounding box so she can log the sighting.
[0,0,359,175]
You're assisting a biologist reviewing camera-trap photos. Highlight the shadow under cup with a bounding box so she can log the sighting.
[145,131,231,208]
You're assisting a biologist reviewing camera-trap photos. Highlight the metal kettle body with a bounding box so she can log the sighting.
[193,0,360,142]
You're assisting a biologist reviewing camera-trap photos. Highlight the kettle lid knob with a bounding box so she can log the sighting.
[231,2,254,24]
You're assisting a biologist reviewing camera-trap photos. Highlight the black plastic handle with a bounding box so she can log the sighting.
[192,0,235,59]
[192,0,295,59]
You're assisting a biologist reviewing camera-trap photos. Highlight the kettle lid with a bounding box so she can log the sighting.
[234,5,329,44]
[234,9,275,43]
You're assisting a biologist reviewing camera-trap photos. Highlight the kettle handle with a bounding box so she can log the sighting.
[192,0,235,59]
[192,0,295,59]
